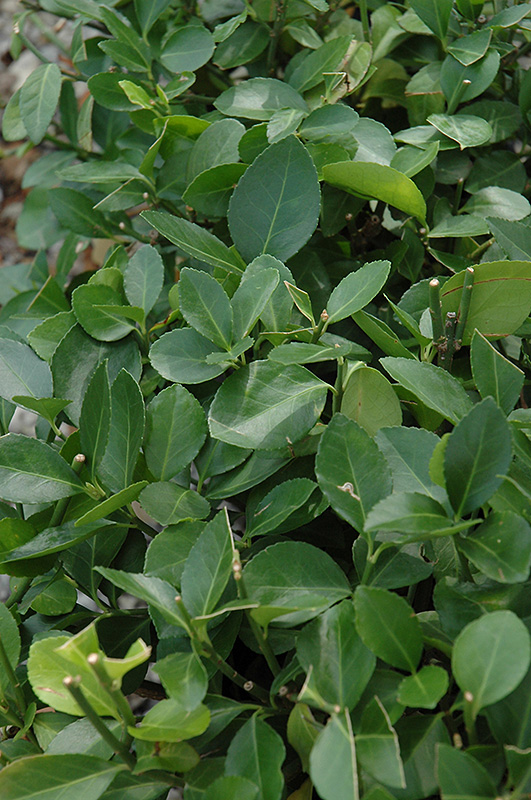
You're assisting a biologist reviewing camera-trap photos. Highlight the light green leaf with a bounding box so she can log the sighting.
[471,330,524,414]
[95,568,188,630]
[124,246,164,316]
[225,717,285,800]
[364,492,453,538]
[310,711,359,800]
[409,0,452,40]
[181,509,233,618]
[20,63,62,144]
[398,665,449,709]
[0,339,52,403]
[150,328,227,385]
[0,754,123,800]
[288,36,354,94]
[461,186,531,221]
[215,77,307,121]
[139,482,210,526]
[428,114,492,149]
[130,700,210,742]
[447,29,492,65]
[155,652,208,711]
[322,161,426,224]
[327,260,390,324]
[341,367,402,436]
[160,23,214,73]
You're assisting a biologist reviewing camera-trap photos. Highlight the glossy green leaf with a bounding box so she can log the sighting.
[461,186,531,221]
[243,541,350,627]
[365,492,453,538]
[141,211,243,275]
[144,384,206,481]
[144,521,204,586]
[95,568,188,630]
[0,339,52,403]
[215,78,307,121]
[20,63,62,144]
[0,754,123,800]
[268,341,353,365]
[186,119,245,183]
[448,29,492,65]
[437,744,497,800]
[75,482,147,526]
[160,23,214,72]
[458,512,531,584]
[375,426,442,499]
[452,611,531,716]
[315,414,392,533]
[228,136,320,262]
[381,357,472,424]
[99,369,145,494]
[214,19,269,69]
[488,219,531,261]
[179,268,233,349]
[352,310,416,360]
[0,434,84,503]
[139,482,210,526]
[398,666,449,709]
[444,398,512,517]
[471,330,524,414]
[356,697,405,788]
[322,161,427,224]
[354,586,423,672]
[28,311,76,363]
[181,509,233,618]
[204,777,259,800]
[327,260,390,324]
[310,711,359,800]
[209,360,328,450]
[155,652,208,711]
[0,521,114,564]
[149,328,227,385]
[183,163,248,217]
[231,267,279,340]
[225,717,285,800]
[297,601,376,711]
[440,50,501,111]
[409,0,452,40]
[288,36,354,94]
[341,367,402,436]
[124,246,164,316]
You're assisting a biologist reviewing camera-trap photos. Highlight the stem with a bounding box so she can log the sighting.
[454,267,474,347]
[0,636,26,715]
[453,178,464,214]
[86,653,136,728]
[63,676,136,769]
[5,577,31,610]
[200,639,271,704]
[267,1,287,74]
[359,0,371,42]
[439,312,457,371]
[463,695,477,745]
[332,358,345,415]
[49,454,86,526]
[29,13,70,56]
[311,310,329,343]
[470,237,495,260]
[233,556,281,677]
[429,279,445,346]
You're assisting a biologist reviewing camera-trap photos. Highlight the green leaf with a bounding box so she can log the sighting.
[49,188,112,238]
[447,29,492,66]
[1,89,26,142]
[427,114,492,149]
[183,163,248,218]
[458,512,531,584]
[327,260,390,324]
[87,72,141,112]
[20,63,62,144]
[310,711,359,800]
[316,414,392,533]
[215,78,307,121]
[75,482,147,526]
[268,342,354,365]
[12,396,70,427]
[322,161,427,224]
[225,717,285,800]
[1,521,114,564]
[130,700,210,742]
[155,652,208,710]
[352,310,417,360]
[209,361,328,450]
[139,482,210,526]
[243,541,350,627]
[440,50,500,111]
[246,478,318,537]
[204,777,259,800]
[354,586,423,672]
[375,426,442,499]
[471,330,524,414]
[80,361,110,481]
[444,398,512,517]
[72,285,141,342]
[284,282,315,325]
[341,367,402,436]
[124,246,164,316]
[488,219,531,261]
[181,509,233,618]
[141,211,243,275]
[160,23,214,73]
[287,705,320,774]
[356,697,405,789]
[0,434,84,503]
[288,36,354,94]
[144,384,206,481]
[380,357,472,424]
[297,601,376,710]
[228,136,320,262]
[364,492,453,539]
[57,161,144,184]
[0,338,52,402]
[428,214,490,239]
[398,665,449,709]
[145,521,204,586]
[134,0,172,35]
[231,267,279,340]
[461,187,531,221]
[0,601,21,692]
[436,744,497,800]
[187,119,245,183]
[99,370,145,494]
[0,754,123,800]
[28,312,76,363]
[150,328,227,385]
[409,0,452,40]
[300,104,359,146]
[452,611,530,716]
[179,268,233,349]
[214,19,269,69]
[95,568,188,630]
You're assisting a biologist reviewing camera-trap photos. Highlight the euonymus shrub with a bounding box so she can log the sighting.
[0,0,531,797]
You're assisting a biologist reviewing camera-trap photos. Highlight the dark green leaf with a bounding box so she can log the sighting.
[20,63,62,144]
[0,754,123,800]
[150,328,227,385]
[181,510,233,618]
[471,330,524,414]
[144,521,204,586]
[99,369,145,494]
[160,24,214,73]
[215,78,307,121]
[288,36,354,94]
[0,434,84,503]
[124,246,164,316]
[179,268,233,349]
[246,478,318,537]
[139,482,210,526]
[341,367,402,436]
[0,339,52,402]
[437,744,497,800]
[225,717,285,800]
[310,712,359,800]
[327,260,390,323]
[458,512,531,584]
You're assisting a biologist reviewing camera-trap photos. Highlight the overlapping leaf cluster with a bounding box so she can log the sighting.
[1,0,531,798]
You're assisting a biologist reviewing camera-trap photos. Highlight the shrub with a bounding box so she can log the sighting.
[0,0,531,798]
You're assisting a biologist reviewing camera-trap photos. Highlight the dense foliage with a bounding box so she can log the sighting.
[1,0,531,797]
